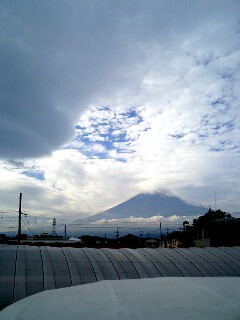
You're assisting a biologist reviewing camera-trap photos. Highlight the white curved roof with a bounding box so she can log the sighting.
[1,278,240,320]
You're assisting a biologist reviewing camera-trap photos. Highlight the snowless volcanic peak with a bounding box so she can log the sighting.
[87,192,207,221]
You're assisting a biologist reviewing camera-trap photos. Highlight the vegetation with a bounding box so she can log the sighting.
[193,208,231,230]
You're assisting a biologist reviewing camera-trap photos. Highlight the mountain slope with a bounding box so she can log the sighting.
[87,192,207,221]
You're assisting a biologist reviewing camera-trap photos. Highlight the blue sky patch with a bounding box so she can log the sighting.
[211,98,225,106]
[70,106,145,160]
[21,170,45,180]
[210,147,222,152]
[169,133,185,139]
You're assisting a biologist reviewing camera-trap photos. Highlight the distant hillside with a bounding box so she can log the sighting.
[87,192,207,221]
[232,212,240,217]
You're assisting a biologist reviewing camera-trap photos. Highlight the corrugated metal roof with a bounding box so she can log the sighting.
[0,245,240,310]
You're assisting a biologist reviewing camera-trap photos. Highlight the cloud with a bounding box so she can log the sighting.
[0,1,240,223]
[1,0,239,160]
[91,214,195,226]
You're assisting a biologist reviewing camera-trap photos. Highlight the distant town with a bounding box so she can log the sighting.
[1,208,239,248]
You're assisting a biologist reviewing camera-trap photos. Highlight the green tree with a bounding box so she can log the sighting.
[193,209,231,230]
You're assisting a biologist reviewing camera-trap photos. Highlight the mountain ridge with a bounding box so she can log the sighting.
[87,192,207,221]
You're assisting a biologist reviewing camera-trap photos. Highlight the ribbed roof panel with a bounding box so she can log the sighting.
[1,245,240,310]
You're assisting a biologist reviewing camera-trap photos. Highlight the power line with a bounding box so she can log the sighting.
[0,216,18,219]
[22,217,34,236]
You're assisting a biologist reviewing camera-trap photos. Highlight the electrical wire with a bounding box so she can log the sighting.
[22,216,34,236]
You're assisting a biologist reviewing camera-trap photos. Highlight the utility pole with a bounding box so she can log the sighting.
[18,193,22,244]
[159,222,162,247]
[64,224,67,238]
[52,218,56,237]
[115,227,119,239]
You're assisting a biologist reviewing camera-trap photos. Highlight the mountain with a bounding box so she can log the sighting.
[232,212,240,217]
[87,192,207,221]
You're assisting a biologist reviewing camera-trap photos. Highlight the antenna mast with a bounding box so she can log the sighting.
[18,193,22,244]
[215,190,217,211]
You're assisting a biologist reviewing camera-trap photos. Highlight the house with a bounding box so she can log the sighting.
[79,235,110,247]
[193,214,240,247]
[144,238,159,248]
[193,229,210,247]
[161,231,183,248]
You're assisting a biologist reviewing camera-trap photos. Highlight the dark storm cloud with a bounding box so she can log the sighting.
[0,1,135,158]
[0,0,238,159]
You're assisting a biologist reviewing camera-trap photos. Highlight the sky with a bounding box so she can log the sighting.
[0,0,240,231]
